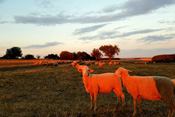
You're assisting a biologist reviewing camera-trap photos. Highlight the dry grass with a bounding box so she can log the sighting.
[0,60,175,116]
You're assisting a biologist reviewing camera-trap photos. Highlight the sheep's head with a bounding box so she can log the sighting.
[80,67,94,77]
[75,63,79,68]
[115,67,132,78]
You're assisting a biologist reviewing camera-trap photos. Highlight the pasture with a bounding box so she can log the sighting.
[0,59,175,117]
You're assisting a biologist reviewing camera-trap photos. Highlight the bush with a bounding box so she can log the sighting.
[152,54,175,62]
[24,54,35,59]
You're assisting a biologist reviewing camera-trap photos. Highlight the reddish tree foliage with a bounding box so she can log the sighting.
[99,45,120,61]
[91,48,102,60]
[60,51,74,60]
[77,51,91,60]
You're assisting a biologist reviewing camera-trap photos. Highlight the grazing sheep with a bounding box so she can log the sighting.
[117,62,120,65]
[109,61,112,66]
[71,61,77,67]
[46,62,54,67]
[98,62,103,69]
[80,67,125,111]
[115,67,175,117]
[103,61,105,65]
[95,62,98,65]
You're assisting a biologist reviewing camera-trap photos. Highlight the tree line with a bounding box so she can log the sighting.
[0,45,120,61]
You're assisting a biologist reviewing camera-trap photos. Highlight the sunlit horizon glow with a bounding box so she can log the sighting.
[0,0,175,58]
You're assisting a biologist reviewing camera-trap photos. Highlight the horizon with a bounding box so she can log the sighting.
[0,0,175,58]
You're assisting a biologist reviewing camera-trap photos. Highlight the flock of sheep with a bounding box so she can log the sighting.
[71,61,175,117]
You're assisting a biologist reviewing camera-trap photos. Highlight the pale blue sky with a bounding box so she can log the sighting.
[0,0,175,58]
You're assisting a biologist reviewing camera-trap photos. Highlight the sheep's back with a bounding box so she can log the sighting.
[91,73,122,93]
[153,76,175,102]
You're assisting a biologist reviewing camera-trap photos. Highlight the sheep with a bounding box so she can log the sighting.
[46,62,54,67]
[172,79,175,84]
[103,61,105,65]
[71,61,77,67]
[75,63,88,73]
[80,67,125,111]
[95,62,98,65]
[98,62,103,69]
[115,67,175,117]
[109,61,112,66]
[117,62,120,65]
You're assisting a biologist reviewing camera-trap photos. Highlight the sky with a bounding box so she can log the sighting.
[0,0,175,58]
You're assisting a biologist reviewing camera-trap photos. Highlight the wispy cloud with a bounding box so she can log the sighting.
[0,21,8,24]
[120,47,175,58]
[79,28,162,41]
[159,20,175,25]
[23,42,63,49]
[37,0,53,9]
[73,24,108,35]
[13,0,175,25]
[138,34,175,43]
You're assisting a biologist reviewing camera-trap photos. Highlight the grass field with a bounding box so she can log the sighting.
[0,60,175,117]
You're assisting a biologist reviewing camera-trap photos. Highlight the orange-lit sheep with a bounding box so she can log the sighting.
[75,63,88,73]
[98,62,103,68]
[80,67,125,111]
[103,61,105,65]
[172,79,175,84]
[109,61,112,66]
[116,67,175,117]
[95,62,98,65]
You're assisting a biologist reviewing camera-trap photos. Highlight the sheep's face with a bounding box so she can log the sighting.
[115,67,132,78]
[81,68,94,77]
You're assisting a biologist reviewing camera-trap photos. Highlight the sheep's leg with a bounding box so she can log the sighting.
[90,93,94,110]
[132,98,137,117]
[168,98,175,117]
[113,89,125,106]
[121,93,125,106]
[137,96,142,114]
[113,89,120,105]
[94,93,98,111]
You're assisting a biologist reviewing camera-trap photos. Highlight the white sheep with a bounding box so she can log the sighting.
[115,67,175,117]
[80,67,125,111]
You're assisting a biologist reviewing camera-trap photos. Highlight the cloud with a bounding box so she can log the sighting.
[0,0,4,3]
[37,0,53,9]
[13,0,175,25]
[0,21,8,24]
[79,28,161,41]
[120,47,175,58]
[138,34,175,43]
[23,42,63,49]
[73,24,108,35]
[159,20,175,25]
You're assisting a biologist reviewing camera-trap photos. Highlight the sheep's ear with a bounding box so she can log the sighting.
[88,69,94,72]
[79,68,83,72]
[115,71,122,77]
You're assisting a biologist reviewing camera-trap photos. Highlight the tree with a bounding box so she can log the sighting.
[77,51,91,60]
[91,48,102,60]
[45,54,60,59]
[37,55,40,59]
[60,51,73,60]
[3,47,22,59]
[99,44,120,61]
[24,54,35,59]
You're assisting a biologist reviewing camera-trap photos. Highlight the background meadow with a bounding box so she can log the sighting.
[0,60,175,117]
